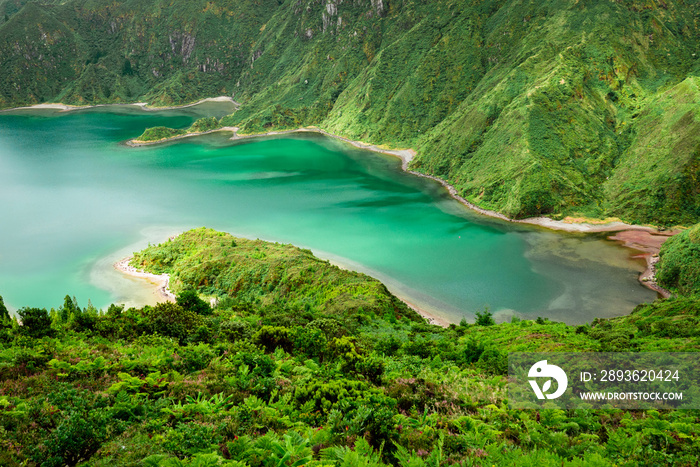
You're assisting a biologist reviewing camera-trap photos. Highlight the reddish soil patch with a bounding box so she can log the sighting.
[607,229,678,255]
[607,229,680,298]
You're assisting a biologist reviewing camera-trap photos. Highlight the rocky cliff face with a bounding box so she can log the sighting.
[1,0,699,224]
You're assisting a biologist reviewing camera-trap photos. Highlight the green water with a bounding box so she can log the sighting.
[0,105,656,324]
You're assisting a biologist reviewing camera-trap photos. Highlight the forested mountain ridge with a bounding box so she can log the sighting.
[1,0,699,223]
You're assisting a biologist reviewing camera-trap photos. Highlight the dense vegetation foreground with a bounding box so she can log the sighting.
[0,228,699,466]
[2,0,700,223]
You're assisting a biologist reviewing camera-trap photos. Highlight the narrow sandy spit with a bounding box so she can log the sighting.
[114,257,176,302]
[127,126,239,147]
[134,96,240,112]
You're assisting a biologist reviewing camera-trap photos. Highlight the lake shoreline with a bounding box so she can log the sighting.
[2,96,678,238]
[6,96,673,309]
[402,298,450,328]
[9,97,671,238]
[127,124,678,299]
[113,257,176,303]
[607,230,675,298]
[227,127,677,298]
[229,128,666,232]
[324,257,451,327]
[1,96,239,113]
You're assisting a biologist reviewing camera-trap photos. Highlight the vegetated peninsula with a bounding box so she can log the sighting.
[0,227,699,466]
[2,0,699,224]
[132,117,230,143]
[129,227,416,320]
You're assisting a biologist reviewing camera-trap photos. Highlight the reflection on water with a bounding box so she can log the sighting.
[520,231,650,323]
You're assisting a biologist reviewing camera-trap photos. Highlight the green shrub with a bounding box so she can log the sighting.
[17,307,53,338]
[376,334,402,356]
[179,344,216,372]
[291,326,328,360]
[253,325,293,353]
[354,352,385,384]
[386,377,454,414]
[41,410,109,467]
[329,336,363,371]
[219,320,252,341]
[656,225,700,295]
[475,308,495,326]
[140,302,204,343]
[457,339,485,365]
[402,336,437,359]
[0,295,8,321]
[176,289,212,316]
[477,348,508,375]
[163,422,220,458]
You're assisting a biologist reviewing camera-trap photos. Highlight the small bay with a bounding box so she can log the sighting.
[0,105,656,323]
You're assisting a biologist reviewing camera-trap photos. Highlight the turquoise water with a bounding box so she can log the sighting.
[0,105,656,324]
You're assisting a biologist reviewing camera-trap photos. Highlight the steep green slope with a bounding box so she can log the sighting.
[656,223,700,296]
[603,77,700,225]
[0,2,86,106]
[1,0,699,223]
[0,0,281,107]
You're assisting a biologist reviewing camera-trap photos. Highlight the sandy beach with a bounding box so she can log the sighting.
[113,257,176,302]
[1,96,239,113]
[135,96,240,112]
[402,299,450,328]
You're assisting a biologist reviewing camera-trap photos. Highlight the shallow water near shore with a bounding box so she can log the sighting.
[0,105,656,323]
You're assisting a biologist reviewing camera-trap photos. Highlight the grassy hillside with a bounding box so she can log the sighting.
[0,228,698,466]
[1,0,699,223]
[131,227,417,321]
